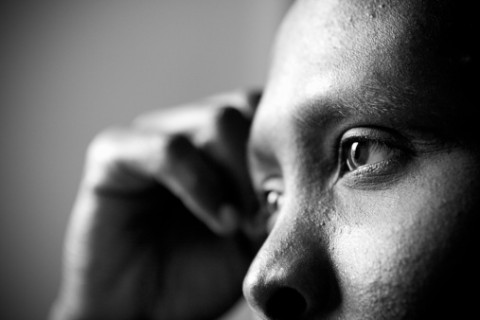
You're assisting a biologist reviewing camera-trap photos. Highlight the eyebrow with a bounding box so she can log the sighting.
[248,80,447,172]
[293,78,437,134]
[310,82,414,114]
[294,95,395,132]
[249,84,407,155]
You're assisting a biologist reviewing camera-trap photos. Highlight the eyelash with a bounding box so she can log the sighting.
[260,129,412,220]
[337,130,413,182]
[340,137,390,171]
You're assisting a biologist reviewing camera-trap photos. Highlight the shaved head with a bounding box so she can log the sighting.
[244,0,480,318]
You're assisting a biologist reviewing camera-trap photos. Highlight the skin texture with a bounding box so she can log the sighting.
[244,0,479,319]
[52,0,478,319]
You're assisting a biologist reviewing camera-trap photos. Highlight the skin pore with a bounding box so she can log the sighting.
[244,0,479,319]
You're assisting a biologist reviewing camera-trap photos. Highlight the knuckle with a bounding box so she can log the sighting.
[86,127,125,169]
[208,88,262,109]
[82,127,130,190]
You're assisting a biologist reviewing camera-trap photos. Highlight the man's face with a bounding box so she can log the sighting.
[243,0,479,319]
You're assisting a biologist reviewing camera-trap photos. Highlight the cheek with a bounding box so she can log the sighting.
[329,149,479,313]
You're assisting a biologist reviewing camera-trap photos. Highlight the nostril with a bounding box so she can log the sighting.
[265,287,307,319]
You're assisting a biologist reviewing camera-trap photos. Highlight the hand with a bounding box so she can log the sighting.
[50,90,264,320]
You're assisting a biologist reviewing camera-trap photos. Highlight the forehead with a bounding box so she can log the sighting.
[267,0,427,104]
[249,0,470,159]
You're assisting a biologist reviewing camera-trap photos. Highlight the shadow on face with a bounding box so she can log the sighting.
[244,0,479,319]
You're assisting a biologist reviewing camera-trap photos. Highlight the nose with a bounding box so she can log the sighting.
[243,217,339,319]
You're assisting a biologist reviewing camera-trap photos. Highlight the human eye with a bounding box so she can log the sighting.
[258,189,284,232]
[255,177,284,231]
[264,189,284,216]
[338,127,413,186]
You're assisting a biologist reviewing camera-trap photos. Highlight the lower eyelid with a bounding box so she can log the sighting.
[340,156,409,189]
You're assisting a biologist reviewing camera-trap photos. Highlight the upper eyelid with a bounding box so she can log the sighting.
[339,127,413,151]
[259,176,284,193]
[341,126,396,141]
[337,127,415,175]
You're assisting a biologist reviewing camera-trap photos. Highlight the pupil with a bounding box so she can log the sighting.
[350,141,368,168]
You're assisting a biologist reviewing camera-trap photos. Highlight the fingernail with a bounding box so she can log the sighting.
[218,204,239,234]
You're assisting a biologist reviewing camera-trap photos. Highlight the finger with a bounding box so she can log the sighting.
[133,90,262,219]
[202,106,269,240]
[132,89,262,134]
[84,127,240,234]
[200,107,258,215]
[201,88,262,117]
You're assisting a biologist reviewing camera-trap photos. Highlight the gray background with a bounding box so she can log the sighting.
[0,1,290,319]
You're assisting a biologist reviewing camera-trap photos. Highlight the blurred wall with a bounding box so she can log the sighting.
[0,1,290,319]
